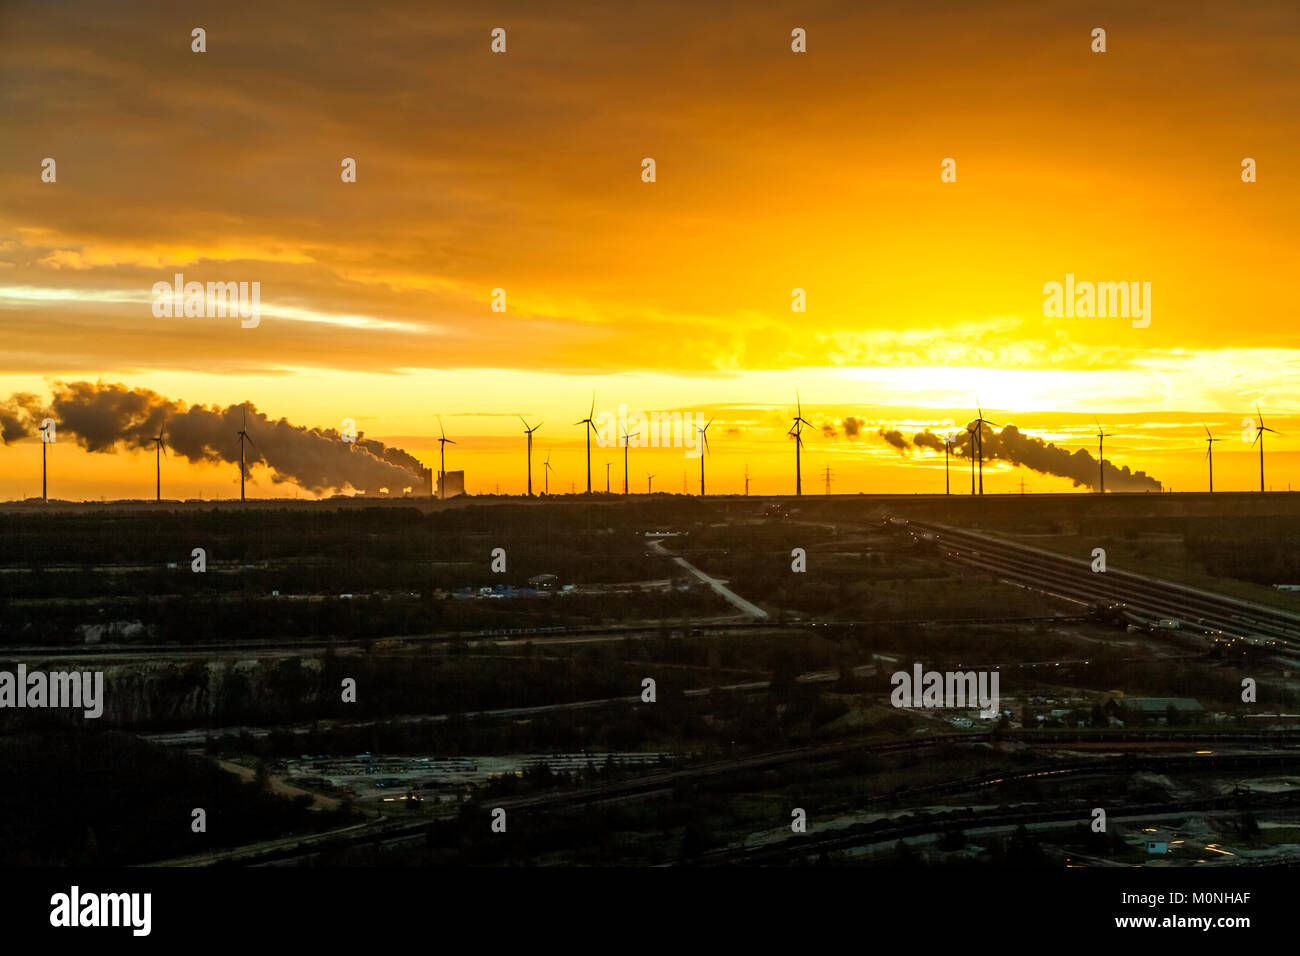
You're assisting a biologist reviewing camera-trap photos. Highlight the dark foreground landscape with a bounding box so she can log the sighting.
[4,491,1300,868]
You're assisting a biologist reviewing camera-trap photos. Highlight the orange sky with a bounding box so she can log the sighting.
[0,0,1297,498]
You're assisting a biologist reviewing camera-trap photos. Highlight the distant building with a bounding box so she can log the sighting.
[1144,826,1174,855]
[1105,697,1205,726]
[528,574,558,590]
[437,470,465,498]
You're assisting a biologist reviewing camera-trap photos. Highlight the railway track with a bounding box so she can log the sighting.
[900,520,1300,654]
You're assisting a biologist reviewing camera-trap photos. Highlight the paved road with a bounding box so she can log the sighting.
[648,539,769,621]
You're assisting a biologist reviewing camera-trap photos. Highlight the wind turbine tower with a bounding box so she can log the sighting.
[788,392,812,496]
[436,416,456,500]
[697,418,713,496]
[1095,419,1113,494]
[575,394,597,493]
[521,417,542,496]
[1202,423,1223,493]
[39,418,53,501]
[621,428,638,495]
[943,430,958,495]
[972,402,999,495]
[236,404,256,502]
[1252,403,1282,493]
[151,422,167,502]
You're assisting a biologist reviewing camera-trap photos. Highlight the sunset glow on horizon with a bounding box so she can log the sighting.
[2,0,1297,500]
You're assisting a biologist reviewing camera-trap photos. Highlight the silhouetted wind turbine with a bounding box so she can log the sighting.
[521,417,542,496]
[1202,423,1223,493]
[151,421,167,502]
[575,394,597,493]
[436,415,456,500]
[543,449,554,495]
[39,418,53,501]
[621,427,638,494]
[972,401,999,495]
[235,404,255,502]
[966,422,976,494]
[1252,403,1282,493]
[943,430,958,495]
[1095,418,1113,494]
[789,392,812,495]
[646,471,656,494]
[697,417,713,496]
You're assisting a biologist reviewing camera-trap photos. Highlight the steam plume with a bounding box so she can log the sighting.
[877,427,909,451]
[879,422,1162,491]
[0,382,425,496]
